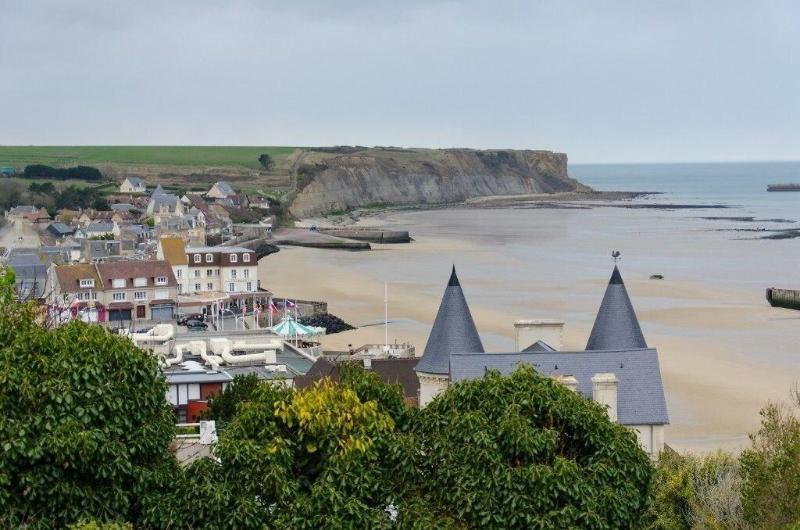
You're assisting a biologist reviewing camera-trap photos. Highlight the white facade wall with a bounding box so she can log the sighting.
[630,424,665,459]
[513,319,565,351]
[417,372,450,407]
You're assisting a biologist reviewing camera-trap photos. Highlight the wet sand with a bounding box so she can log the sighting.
[259,205,800,453]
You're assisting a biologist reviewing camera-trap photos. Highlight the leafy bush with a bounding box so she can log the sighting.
[646,450,746,530]
[201,373,262,427]
[0,271,176,528]
[740,388,800,528]
[23,164,104,181]
[415,365,653,529]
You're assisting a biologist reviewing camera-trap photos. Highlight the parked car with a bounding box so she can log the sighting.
[177,313,204,326]
[185,319,208,331]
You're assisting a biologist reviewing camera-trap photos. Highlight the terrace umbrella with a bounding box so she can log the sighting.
[272,313,325,345]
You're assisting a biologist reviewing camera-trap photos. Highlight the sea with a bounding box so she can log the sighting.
[571,161,800,222]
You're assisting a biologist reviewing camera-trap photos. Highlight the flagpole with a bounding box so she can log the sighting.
[384,281,388,353]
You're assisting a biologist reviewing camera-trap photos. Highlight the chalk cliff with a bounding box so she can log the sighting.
[288,148,587,218]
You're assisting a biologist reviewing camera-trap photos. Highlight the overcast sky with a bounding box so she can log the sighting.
[2,0,798,163]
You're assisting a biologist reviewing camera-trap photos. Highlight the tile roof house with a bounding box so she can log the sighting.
[414,264,669,458]
[206,181,236,200]
[48,260,179,324]
[119,176,147,193]
[6,205,50,223]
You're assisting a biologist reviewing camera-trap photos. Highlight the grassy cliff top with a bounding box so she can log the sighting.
[0,146,299,170]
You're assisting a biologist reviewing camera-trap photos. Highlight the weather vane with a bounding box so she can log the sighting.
[611,250,621,263]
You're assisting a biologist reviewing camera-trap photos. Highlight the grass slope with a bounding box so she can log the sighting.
[0,146,299,170]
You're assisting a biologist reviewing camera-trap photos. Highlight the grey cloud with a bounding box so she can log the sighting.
[1,0,799,162]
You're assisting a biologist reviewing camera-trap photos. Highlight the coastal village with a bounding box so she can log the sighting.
[1,176,669,459]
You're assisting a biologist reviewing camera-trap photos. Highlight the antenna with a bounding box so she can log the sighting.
[611,250,621,264]
[384,281,389,354]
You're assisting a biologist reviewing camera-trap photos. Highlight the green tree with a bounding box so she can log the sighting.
[740,388,800,528]
[415,365,653,529]
[201,373,262,427]
[646,450,745,530]
[258,153,273,170]
[0,270,177,528]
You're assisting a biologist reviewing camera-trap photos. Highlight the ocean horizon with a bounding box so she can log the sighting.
[572,161,800,221]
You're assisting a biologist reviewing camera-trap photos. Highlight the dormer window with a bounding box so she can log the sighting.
[79,278,94,288]
[133,277,147,287]
[205,253,213,263]
[194,254,201,263]
[243,253,251,263]
[230,254,238,263]
[112,278,125,288]
[155,276,168,286]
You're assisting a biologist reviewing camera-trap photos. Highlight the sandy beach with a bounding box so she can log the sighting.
[260,205,800,453]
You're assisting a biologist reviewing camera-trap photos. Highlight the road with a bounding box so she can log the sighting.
[0,219,43,255]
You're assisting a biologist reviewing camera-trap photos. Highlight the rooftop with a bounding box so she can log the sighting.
[449,348,669,426]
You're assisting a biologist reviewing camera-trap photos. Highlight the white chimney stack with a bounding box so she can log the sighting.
[553,374,579,393]
[591,373,619,422]
[513,319,564,351]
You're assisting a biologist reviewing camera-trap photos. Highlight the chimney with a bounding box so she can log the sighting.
[591,373,619,422]
[513,319,565,351]
[553,374,579,393]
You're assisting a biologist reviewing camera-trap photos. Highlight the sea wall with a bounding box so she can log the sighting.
[289,149,586,218]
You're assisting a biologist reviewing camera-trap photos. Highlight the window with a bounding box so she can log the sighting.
[111,278,125,289]
[230,253,238,263]
[205,253,213,263]
[194,254,201,263]
[194,270,200,278]
[177,285,183,294]
[243,269,249,279]
[243,253,251,263]
[154,289,169,299]
[79,278,94,288]
[207,282,213,290]
[194,283,201,291]
[229,283,235,292]
[134,291,147,301]
[176,269,182,278]
[246,282,252,291]
[91,291,97,300]
[206,269,213,277]
[133,277,147,287]
[230,270,237,279]
[155,276,167,285]
[112,292,126,301]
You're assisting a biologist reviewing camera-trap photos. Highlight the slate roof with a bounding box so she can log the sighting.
[522,340,556,352]
[87,221,115,233]
[371,358,420,400]
[152,184,166,196]
[47,222,75,236]
[8,254,48,298]
[449,348,669,426]
[149,193,181,212]
[415,267,484,375]
[586,266,647,351]
[9,205,39,215]
[124,176,145,188]
[212,181,235,195]
[110,203,136,212]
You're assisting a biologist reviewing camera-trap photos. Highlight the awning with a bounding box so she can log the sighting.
[107,302,133,310]
[149,299,176,305]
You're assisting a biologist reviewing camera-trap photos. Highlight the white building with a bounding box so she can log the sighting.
[119,176,147,193]
[206,181,236,200]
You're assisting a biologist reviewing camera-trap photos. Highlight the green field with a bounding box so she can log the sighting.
[0,146,299,170]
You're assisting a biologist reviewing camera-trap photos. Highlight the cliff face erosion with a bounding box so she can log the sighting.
[288,148,587,218]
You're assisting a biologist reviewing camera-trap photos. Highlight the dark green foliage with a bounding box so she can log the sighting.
[201,373,262,427]
[29,181,56,194]
[23,164,104,181]
[0,275,176,529]
[299,313,355,334]
[415,366,653,529]
[258,153,273,170]
[92,196,111,211]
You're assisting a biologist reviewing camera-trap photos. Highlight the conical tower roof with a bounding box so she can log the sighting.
[415,266,484,375]
[586,266,647,351]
